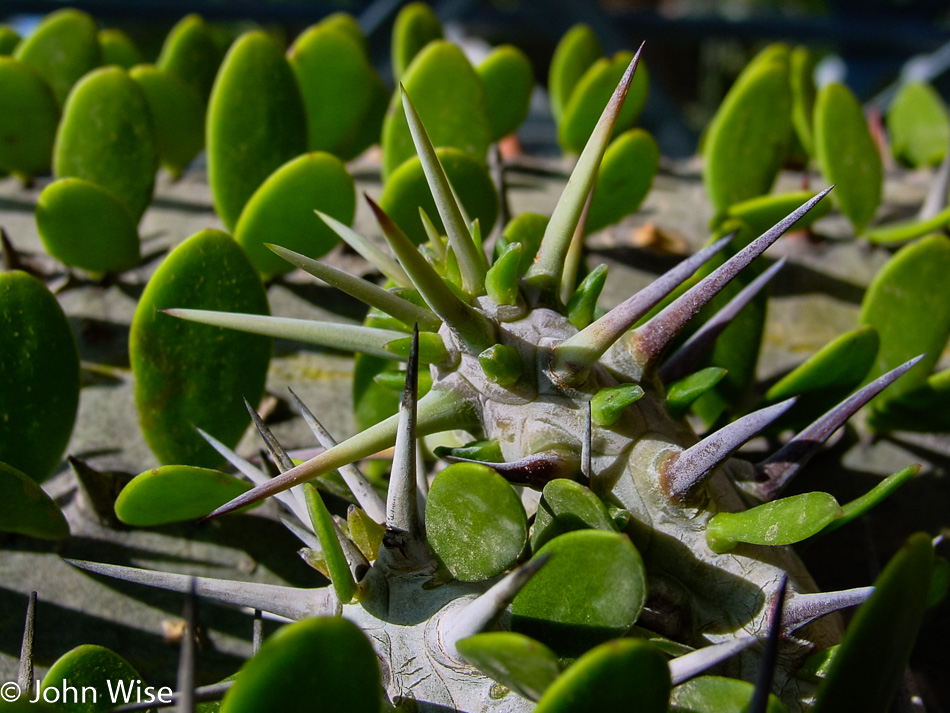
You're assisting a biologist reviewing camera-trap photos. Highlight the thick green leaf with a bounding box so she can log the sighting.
[666,367,728,420]
[558,51,649,154]
[53,66,156,222]
[0,460,69,539]
[381,40,492,178]
[333,67,388,161]
[790,46,817,157]
[99,28,142,70]
[14,8,101,107]
[348,505,384,561]
[703,46,791,214]
[0,27,20,55]
[868,368,950,432]
[288,23,374,155]
[130,229,271,467]
[512,530,646,655]
[379,147,498,246]
[760,326,879,431]
[457,632,561,702]
[865,203,950,246]
[814,82,882,234]
[586,128,659,233]
[0,271,79,482]
[812,533,934,713]
[235,152,354,277]
[723,190,831,235]
[304,484,356,603]
[496,212,549,276]
[0,57,58,179]
[320,13,367,56]
[548,24,602,125]
[590,383,644,427]
[42,645,144,713]
[36,178,140,273]
[129,64,204,179]
[220,618,381,713]
[426,462,527,581]
[157,13,224,103]
[859,234,950,404]
[531,479,618,552]
[391,1,442,82]
[477,44,534,141]
[114,465,253,525]
[887,81,950,168]
[534,638,670,713]
[207,31,307,230]
[670,675,788,713]
[705,491,843,554]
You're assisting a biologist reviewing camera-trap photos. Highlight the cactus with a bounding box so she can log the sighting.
[65,50,942,713]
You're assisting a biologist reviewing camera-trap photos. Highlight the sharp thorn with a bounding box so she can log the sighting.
[663,398,798,501]
[783,587,874,634]
[439,449,579,490]
[660,258,786,384]
[753,355,925,501]
[440,555,551,662]
[288,388,386,524]
[314,209,412,288]
[632,188,834,367]
[17,591,36,696]
[176,579,197,713]
[244,397,294,473]
[279,514,321,550]
[252,609,263,655]
[65,560,335,621]
[748,575,788,713]
[668,636,758,685]
[201,387,473,520]
[552,235,731,384]
[582,401,592,480]
[195,426,308,525]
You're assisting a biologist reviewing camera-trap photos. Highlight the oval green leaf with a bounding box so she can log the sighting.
[534,638,670,713]
[790,46,817,157]
[207,31,307,230]
[379,147,498,246]
[288,23,374,155]
[548,24,602,125]
[333,67,388,161]
[43,645,143,713]
[814,82,882,234]
[559,51,649,154]
[130,229,271,467]
[235,152,354,277]
[0,271,79,482]
[157,13,224,103]
[666,367,728,420]
[456,632,560,702]
[129,64,204,179]
[496,212,549,276]
[531,479,618,553]
[887,81,949,168]
[0,57,58,180]
[220,617,381,713]
[512,530,646,655]
[859,233,950,404]
[477,44,534,141]
[426,462,527,581]
[670,675,789,713]
[812,533,934,713]
[99,28,143,70]
[705,491,844,554]
[703,46,791,214]
[14,8,101,107]
[36,178,140,273]
[53,66,156,222]
[114,465,253,525]
[381,40,492,178]
[586,128,659,234]
[0,461,69,539]
[391,1,443,82]
[0,27,20,56]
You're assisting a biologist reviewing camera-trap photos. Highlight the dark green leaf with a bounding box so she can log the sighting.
[548,24,602,125]
[156,13,224,103]
[0,57,58,180]
[586,128,659,234]
[868,367,950,432]
[670,675,788,713]
[530,479,618,553]
[98,28,142,70]
[0,460,69,539]
[456,632,560,701]
[477,44,534,141]
[666,367,728,420]
[42,645,143,713]
[887,81,949,168]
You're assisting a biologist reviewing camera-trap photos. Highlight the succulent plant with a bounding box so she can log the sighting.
[59,50,943,713]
